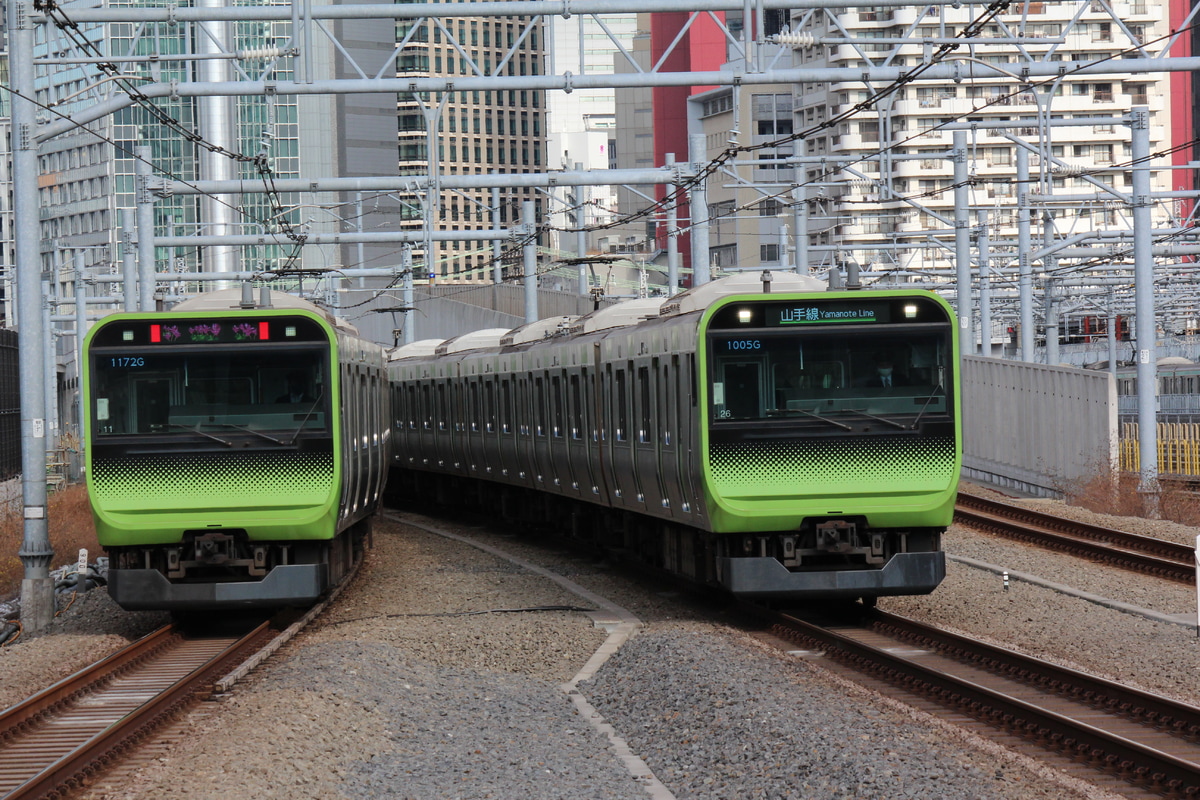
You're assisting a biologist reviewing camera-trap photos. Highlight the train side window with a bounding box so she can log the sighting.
[500,379,512,434]
[369,373,379,445]
[534,377,546,436]
[569,374,582,440]
[637,366,651,444]
[551,375,563,437]
[421,384,432,430]
[485,379,496,433]
[688,354,697,406]
[518,378,531,437]
[470,382,480,432]
[662,362,672,450]
[615,369,628,442]
[437,383,447,431]
[398,381,408,431]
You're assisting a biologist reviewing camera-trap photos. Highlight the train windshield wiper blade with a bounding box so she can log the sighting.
[794,407,853,431]
[215,423,288,446]
[168,423,233,447]
[844,408,908,430]
[909,383,945,429]
[286,392,325,445]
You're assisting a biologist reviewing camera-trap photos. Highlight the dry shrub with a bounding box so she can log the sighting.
[1,484,100,600]
[1061,469,1200,528]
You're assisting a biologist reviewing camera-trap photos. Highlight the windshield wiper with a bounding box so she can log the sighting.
[909,382,945,430]
[793,407,853,431]
[844,408,908,430]
[168,423,233,447]
[286,391,325,446]
[219,423,288,446]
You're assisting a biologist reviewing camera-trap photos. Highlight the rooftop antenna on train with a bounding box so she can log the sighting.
[239,282,256,309]
[760,270,773,293]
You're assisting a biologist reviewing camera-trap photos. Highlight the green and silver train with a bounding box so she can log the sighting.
[388,272,961,603]
[83,290,389,611]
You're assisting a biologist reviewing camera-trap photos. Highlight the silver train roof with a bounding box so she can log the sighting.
[171,289,360,335]
[387,272,831,360]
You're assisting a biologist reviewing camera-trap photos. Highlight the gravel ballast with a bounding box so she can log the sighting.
[0,489,1190,799]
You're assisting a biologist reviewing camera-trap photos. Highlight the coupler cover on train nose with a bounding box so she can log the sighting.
[814,520,856,552]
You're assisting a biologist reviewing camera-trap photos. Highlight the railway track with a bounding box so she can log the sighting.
[955,491,1197,584]
[765,607,1200,799]
[0,620,276,800]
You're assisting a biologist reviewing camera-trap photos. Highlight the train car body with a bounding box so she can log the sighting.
[389,273,961,602]
[1115,358,1200,420]
[83,290,389,611]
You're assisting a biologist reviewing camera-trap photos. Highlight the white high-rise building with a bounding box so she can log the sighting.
[788,3,1175,279]
[543,13,638,261]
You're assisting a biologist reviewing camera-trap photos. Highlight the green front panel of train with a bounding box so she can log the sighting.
[697,290,961,533]
[90,451,338,546]
[705,434,958,532]
[83,308,345,547]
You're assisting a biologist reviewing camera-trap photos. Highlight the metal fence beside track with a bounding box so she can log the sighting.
[1119,422,1200,477]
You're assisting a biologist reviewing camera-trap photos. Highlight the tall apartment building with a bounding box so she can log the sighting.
[395,13,547,283]
[613,2,1178,306]
[797,2,1175,278]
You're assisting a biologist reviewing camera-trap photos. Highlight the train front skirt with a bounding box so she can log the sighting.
[716,551,946,599]
[107,563,328,611]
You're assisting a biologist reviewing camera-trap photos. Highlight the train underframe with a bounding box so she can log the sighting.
[389,469,945,604]
[104,519,370,612]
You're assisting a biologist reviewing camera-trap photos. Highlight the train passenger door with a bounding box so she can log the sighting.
[497,377,519,483]
[634,361,665,512]
[547,372,573,496]
[514,375,536,487]
[659,356,687,520]
[564,369,592,500]
[608,364,639,507]
[530,373,552,490]
[446,376,466,474]
[465,377,484,477]
[679,353,706,526]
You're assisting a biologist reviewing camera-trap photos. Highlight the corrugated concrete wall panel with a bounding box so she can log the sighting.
[413,297,524,341]
[962,356,1116,496]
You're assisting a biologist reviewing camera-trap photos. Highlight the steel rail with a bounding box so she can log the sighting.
[771,609,1200,797]
[0,620,271,800]
[955,492,1196,584]
[0,625,177,739]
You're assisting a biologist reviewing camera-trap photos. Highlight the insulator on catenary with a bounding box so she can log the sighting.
[1050,163,1087,177]
[772,31,817,47]
[237,47,286,60]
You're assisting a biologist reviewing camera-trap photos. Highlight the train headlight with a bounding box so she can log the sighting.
[903,304,918,319]
[737,308,752,324]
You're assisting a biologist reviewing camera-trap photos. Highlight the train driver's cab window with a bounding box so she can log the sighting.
[92,349,329,438]
[709,331,951,425]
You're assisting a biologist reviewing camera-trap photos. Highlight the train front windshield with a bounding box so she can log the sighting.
[88,316,331,442]
[707,296,953,431]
